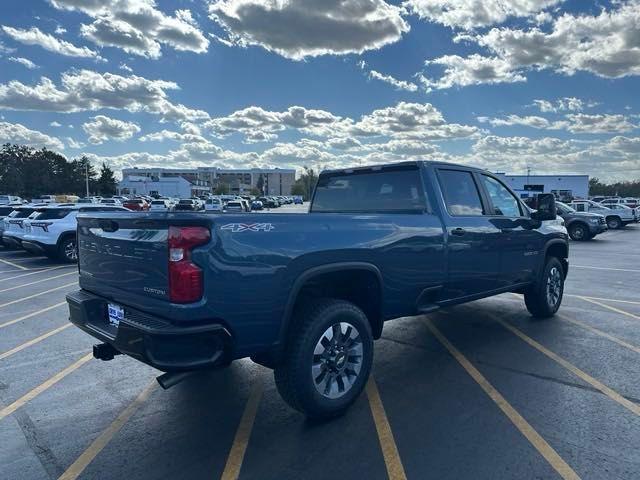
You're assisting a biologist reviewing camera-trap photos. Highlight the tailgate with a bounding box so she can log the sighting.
[77,213,173,301]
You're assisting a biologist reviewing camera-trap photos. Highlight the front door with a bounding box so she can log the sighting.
[435,168,502,300]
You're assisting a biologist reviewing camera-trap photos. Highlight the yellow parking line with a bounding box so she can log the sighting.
[58,379,157,480]
[0,282,77,309]
[0,271,76,293]
[366,377,407,480]
[0,257,28,271]
[0,353,92,421]
[576,296,640,321]
[0,265,74,282]
[558,315,640,355]
[0,323,72,360]
[423,319,580,480]
[565,294,640,306]
[220,379,264,480]
[491,315,640,416]
[0,302,66,329]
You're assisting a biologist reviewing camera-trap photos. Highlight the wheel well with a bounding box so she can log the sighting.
[568,221,587,230]
[56,231,76,248]
[546,242,568,278]
[292,269,383,339]
[606,215,621,222]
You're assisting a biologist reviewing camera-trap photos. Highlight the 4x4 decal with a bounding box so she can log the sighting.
[220,223,275,232]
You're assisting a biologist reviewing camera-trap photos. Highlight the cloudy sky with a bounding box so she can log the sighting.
[0,0,639,180]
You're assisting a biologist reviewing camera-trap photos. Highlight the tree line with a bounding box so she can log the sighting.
[0,143,117,200]
[589,177,640,197]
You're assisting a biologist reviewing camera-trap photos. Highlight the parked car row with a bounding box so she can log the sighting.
[1,203,129,262]
[526,196,638,241]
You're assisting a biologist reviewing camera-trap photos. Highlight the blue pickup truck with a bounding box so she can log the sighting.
[67,161,569,418]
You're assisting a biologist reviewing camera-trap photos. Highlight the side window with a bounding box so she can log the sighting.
[438,169,484,216]
[481,175,522,217]
[575,203,585,212]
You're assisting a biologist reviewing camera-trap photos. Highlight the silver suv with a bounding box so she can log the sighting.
[569,200,635,229]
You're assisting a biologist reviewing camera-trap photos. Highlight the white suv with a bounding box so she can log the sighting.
[22,205,128,262]
[2,205,48,248]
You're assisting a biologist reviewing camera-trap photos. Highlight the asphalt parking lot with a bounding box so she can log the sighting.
[1,219,639,480]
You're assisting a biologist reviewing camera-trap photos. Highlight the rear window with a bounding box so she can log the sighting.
[35,209,73,220]
[151,200,166,205]
[312,166,427,213]
[179,200,193,204]
[227,201,242,207]
[13,209,35,218]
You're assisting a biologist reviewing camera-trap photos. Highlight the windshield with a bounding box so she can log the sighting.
[556,201,575,213]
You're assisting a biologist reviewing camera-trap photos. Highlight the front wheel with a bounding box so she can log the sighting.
[58,236,78,263]
[524,257,564,318]
[568,223,590,241]
[606,216,622,229]
[274,298,373,418]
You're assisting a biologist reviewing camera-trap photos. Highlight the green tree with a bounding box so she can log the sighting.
[96,162,117,196]
[292,166,319,200]
[256,174,264,194]
[214,182,230,195]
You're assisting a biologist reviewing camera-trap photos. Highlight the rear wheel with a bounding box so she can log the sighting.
[274,298,373,418]
[524,257,564,318]
[568,223,590,241]
[606,216,622,229]
[58,236,78,263]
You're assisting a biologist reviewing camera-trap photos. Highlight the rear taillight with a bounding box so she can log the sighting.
[168,226,210,303]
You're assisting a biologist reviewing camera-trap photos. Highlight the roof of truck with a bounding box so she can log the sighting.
[319,160,485,175]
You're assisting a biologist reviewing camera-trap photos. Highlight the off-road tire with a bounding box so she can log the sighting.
[274,298,373,418]
[524,257,564,318]
[58,235,78,263]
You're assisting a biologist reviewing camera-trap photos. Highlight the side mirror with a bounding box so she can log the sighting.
[531,193,557,221]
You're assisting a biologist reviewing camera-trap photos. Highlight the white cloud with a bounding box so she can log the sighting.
[1,26,103,60]
[209,0,409,60]
[50,0,209,57]
[474,2,640,79]
[478,114,563,129]
[49,121,62,127]
[82,115,141,144]
[532,97,598,113]
[418,54,526,90]
[0,69,209,122]
[54,26,67,35]
[404,0,562,30]
[66,137,85,149]
[0,121,64,150]
[139,129,209,144]
[7,56,38,69]
[367,70,418,92]
[119,62,133,72]
[479,112,637,133]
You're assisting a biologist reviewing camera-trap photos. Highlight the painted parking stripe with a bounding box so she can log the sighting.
[558,314,640,355]
[0,256,28,271]
[58,379,157,480]
[576,297,640,321]
[0,282,77,309]
[571,265,640,273]
[0,301,66,329]
[0,271,76,293]
[564,294,640,306]
[0,265,74,281]
[366,377,407,480]
[221,379,264,480]
[491,315,640,416]
[0,353,92,421]
[423,318,580,480]
[0,323,72,360]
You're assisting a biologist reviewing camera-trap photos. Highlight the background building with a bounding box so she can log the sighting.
[120,167,295,196]
[118,175,210,198]
[495,173,589,201]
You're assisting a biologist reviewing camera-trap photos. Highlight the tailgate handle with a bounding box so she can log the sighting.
[98,220,119,232]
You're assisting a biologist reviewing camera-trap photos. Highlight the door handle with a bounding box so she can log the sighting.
[451,228,466,236]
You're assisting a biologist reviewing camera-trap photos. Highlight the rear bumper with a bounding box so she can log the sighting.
[66,289,233,372]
